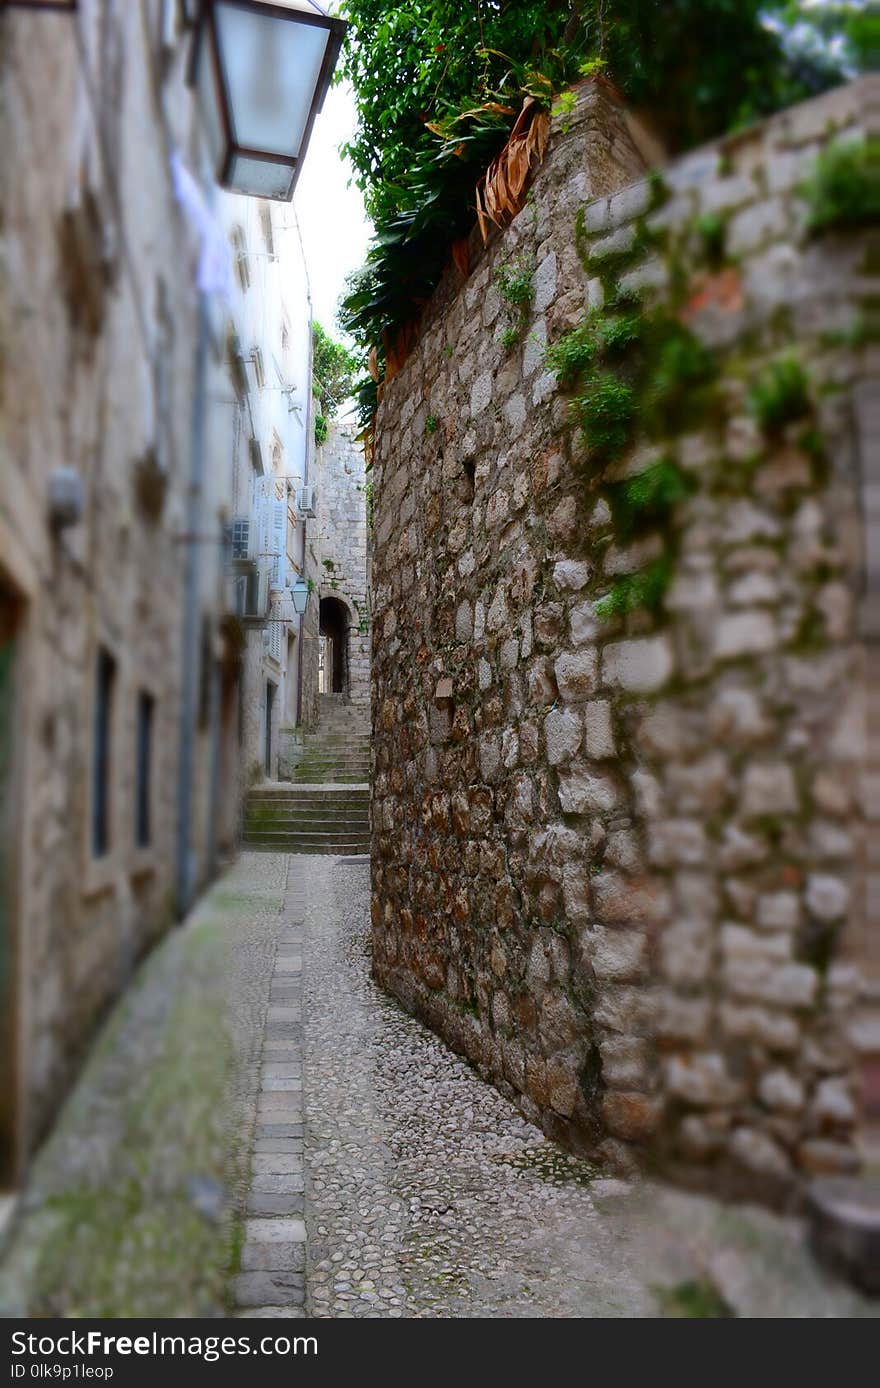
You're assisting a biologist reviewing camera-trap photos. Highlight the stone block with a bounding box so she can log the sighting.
[569,601,599,646]
[660,920,712,987]
[599,1035,652,1090]
[592,871,670,927]
[558,766,623,815]
[602,635,674,693]
[656,992,712,1045]
[756,892,800,931]
[805,873,849,923]
[713,610,776,661]
[727,1126,792,1179]
[554,648,599,701]
[719,1002,800,1052]
[740,761,799,817]
[648,818,708,868]
[538,990,580,1054]
[553,559,591,591]
[582,700,615,759]
[724,957,817,1009]
[580,925,648,982]
[665,1052,743,1107]
[602,1091,663,1141]
[811,1077,857,1128]
[758,1068,805,1115]
[533,251,558,314]
[470,370,493,415]
[546,1054,579,1117]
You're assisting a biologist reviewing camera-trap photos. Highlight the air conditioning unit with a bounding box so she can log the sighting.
[229,566,269,625]
[296,485,317,517]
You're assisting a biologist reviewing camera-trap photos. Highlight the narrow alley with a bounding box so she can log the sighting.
[3,0,879,1334]
[0,851,873,1319]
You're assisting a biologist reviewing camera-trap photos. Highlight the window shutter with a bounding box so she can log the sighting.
[271,497,287,590]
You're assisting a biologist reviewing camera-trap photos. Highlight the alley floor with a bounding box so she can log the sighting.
[0,853,876,1319]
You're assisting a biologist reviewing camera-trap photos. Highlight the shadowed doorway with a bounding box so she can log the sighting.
[319,596,350,696]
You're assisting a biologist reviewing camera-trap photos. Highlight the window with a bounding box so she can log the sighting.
[260,205,276,259]
[231,227,250,291]
[135,692,154,849]
[92,648,115,858]
[251,346,265,389]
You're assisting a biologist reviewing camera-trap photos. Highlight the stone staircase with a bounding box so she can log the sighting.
[243,696,370,855]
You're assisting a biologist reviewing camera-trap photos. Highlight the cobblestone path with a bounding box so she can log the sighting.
[298,856,876,1319]
[1,853,876,1317]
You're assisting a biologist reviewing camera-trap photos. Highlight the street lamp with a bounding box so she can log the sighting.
[190,1,346,201]
[289,577,310,614]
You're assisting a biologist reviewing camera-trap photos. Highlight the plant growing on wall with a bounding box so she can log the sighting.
[339,0,850,398]
[802,136,880,235]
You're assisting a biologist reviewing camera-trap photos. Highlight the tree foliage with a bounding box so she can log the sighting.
[312,321,359,418]
[339,0,859,406]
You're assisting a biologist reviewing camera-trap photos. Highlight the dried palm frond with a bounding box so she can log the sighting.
[475,97,550,244]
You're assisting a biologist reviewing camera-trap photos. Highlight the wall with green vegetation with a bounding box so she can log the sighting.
[370,76,878,1200]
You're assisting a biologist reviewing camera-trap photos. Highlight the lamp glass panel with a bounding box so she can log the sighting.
[215,4,329,158]
[226,152,295,200]
[195,32,226,171]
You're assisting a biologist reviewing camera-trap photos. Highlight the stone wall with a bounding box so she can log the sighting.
[371,77,878,1199]
[0,2,201,1166]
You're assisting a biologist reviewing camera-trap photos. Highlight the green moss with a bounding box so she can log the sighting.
[747,353,811,434]
[594,556,672,621]
[820,311,880,349]
[647,169,670,213]
[500,325,520,353]
[802,136,880,235]
[425,413,439,435]
[693,210,728,267]
[656,1278,736,1318]
[608,458,695,540]
[573,372,637,462]
[642,320,717,433]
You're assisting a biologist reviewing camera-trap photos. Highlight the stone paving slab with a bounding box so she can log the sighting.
[232,866,307,1318]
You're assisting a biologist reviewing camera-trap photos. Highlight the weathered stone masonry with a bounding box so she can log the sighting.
[371,78,878,1199]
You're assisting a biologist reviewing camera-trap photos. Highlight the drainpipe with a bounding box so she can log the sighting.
[176,291,209,917]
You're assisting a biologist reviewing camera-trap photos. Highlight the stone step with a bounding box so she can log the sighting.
[245,838,369,849]
[292,755,371,765]
[245,836,371,853]
[245,815,370,831]
[248,788,369,801]
[247,799,370,811]
[247,811,368,823]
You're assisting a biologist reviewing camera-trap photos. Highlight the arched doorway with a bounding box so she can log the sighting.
[319,595,350,695]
